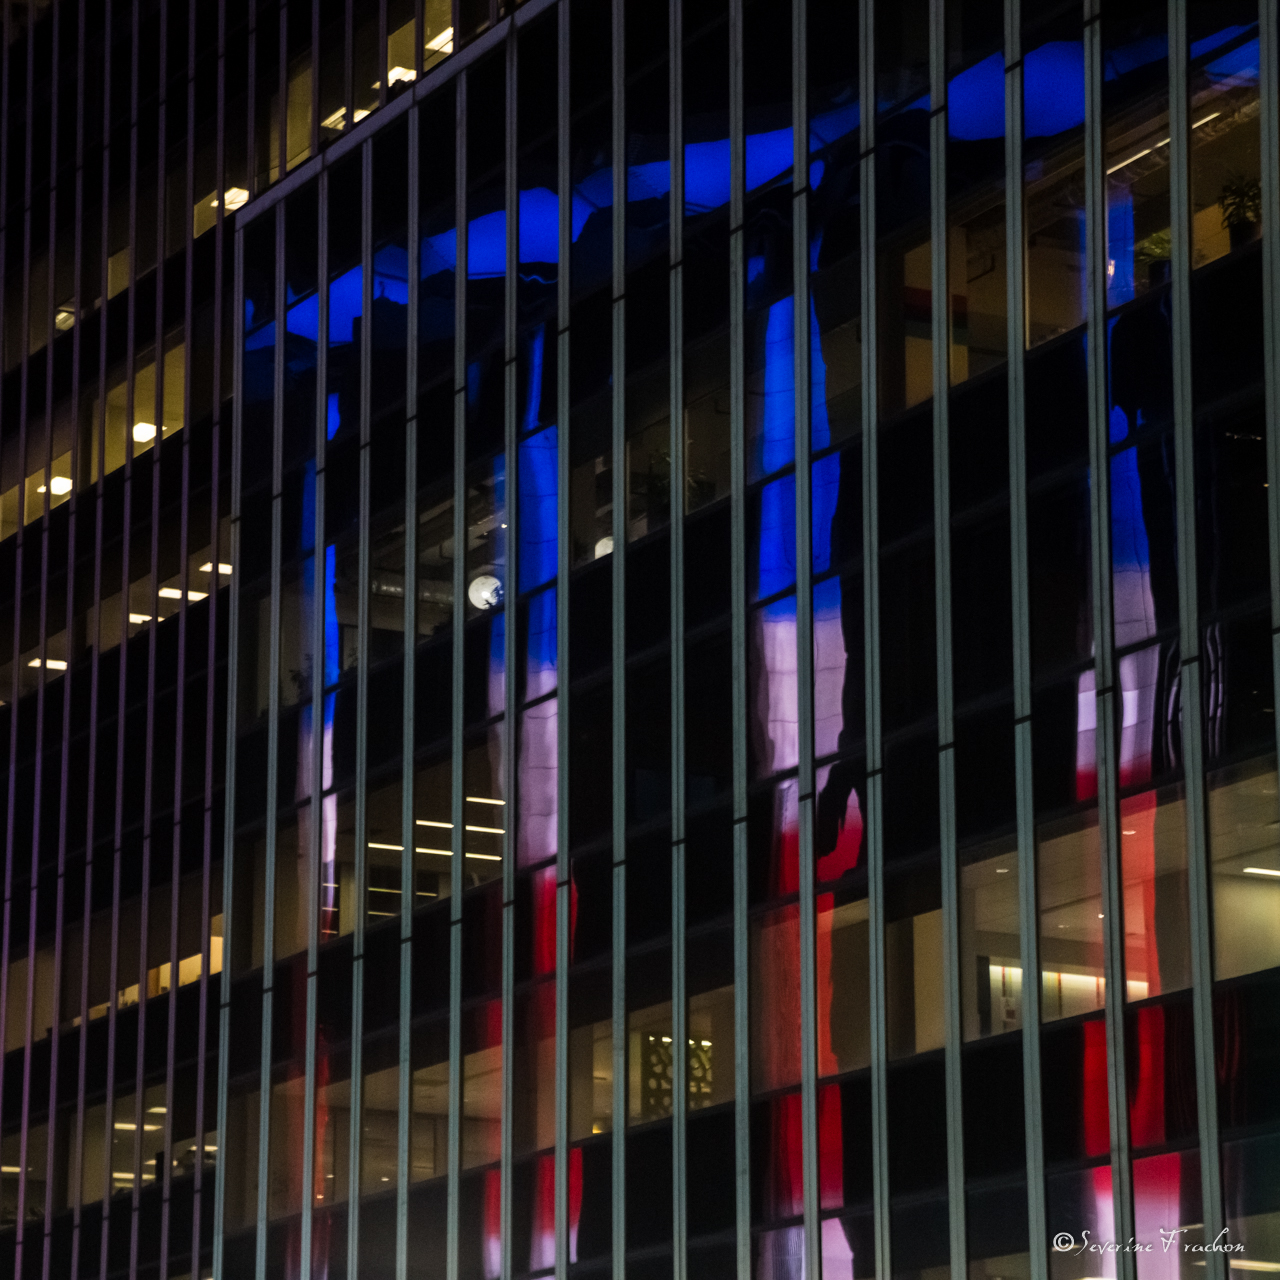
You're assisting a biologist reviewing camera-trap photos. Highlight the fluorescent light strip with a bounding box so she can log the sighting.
[1243,866,1280,878]
[1107,113,1220,175]
[466,796,505,806]
[465,824,505,834]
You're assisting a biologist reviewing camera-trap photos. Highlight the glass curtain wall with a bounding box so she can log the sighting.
[219,4,1280,1280]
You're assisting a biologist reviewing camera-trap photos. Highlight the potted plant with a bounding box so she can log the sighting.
[1219,172,1262,250]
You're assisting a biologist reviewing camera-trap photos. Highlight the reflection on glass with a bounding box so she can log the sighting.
[687,983,735,1110]
[462,1000,503,1168]
[519,427,558,594]
[365,779,405,927]
[1103,5,1169,310]
[79,1103,107,1207]
[813,740,863,882]
[369,514,408,664]
[808,59,862,447]
[1024,33,1086,346]
[959,839,1022,1041]
[463,735,506,888]
[1038,812,1107,1021]
[268,1070,307,1217]
[745,197,795,482]
[1189,19,1261,268]
[360,1061,401,1194]
[628,999,674,1125]
[1120,787,1190,999]
[417,485,455,639]
[221,1085,262,1230]
[877,236,933,416]
[274,812,312,961]
[569,445,613,566]
[1047,1166,1115,1280]
[751,905,801,1093]
[320,791,357,940]
[1207,756,1280,980]
[466,460,507,620]
[748,595,799,781]
[411,1022,450,1182]
[569,1012,612,1141]
[513,983,556,1155]
[750,474,798,604]
[1223,1132,1280,1273]
[817,891,870,1074]
[885,873,944,1059]
[626,413,671,542]
[754,1092,805,1222]
[414,756,453,903]
[683,339,732,516]
[314,1055,352,1206]
[946,45,1007,384]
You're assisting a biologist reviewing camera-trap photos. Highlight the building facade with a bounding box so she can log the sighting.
[2,0,1279,1278]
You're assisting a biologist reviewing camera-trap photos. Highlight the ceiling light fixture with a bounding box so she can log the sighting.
[468,574,503,610]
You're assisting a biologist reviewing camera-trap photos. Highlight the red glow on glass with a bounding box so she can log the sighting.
[1083,1016,1110,1157]
[819,1081,844,1210]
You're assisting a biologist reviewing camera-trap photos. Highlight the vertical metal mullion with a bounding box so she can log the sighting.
[63,0,91,1260]
[302,160,333,1280]
[213,211,249,1280]
[279,1,289,184]
[255,198,287,1280]
[669,0,688,1268]
[610,0,628,1273]
[554,4,572,1276]
[0,0,12,1194]
[1260,0,1280,910]
[1166,4,1224,1272]
[792,0,821,1270]
[348,133,377,1279]
[199,7,231,1265]
[501,26,519,1280]
[728,0,751,1272]
[667,0,690,1227]
[929,7,967,1280]
[1004,4,1045,1276]
[1083,3,1135,1273]
[34,5,64,1259]
[397,100,422,1280]
[160,0,191,1245]
[859,0,890,1271]
[447,67,469,1280]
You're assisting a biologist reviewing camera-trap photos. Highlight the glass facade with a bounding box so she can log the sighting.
[1,0,1280,1278]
